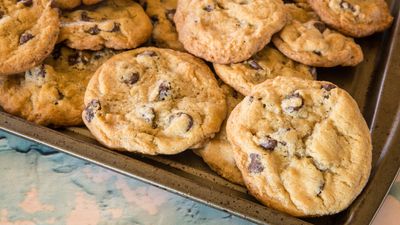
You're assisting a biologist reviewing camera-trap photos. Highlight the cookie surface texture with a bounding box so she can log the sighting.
[272,3,363,67]
[227,77,372,216]
[0,0,60,76]
[145,0,185,51]
[58,0,152,50]
[195,85,244,185]
[83,47,227,155]
[174,0,287,64]
[0,46,115,126]
[214,45,316,96]
[307,0,393,37]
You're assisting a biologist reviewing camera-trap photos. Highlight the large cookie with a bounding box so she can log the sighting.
[272,3,363,67]
[58,0,152,50]
[54,0,104,9]
[0,45,115,126]
[0,0,60,76]
[214,45,316,96]
[226,77,372,216]
[145,0,185,51]
[307,0,393,38]
[174,0,287,64]
[195,85,244,186]
[83,47,227,155]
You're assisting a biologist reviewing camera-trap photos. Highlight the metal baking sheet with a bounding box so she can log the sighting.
[0,1,399,224]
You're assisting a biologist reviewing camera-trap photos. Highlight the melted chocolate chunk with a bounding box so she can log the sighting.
[139,106,156,128]
[248,153,264,173]
[321,83,337,91]
[81,11,92,21]
[85,99,101,122]
[203,5,213,12]
[86,25,100,35]
[18,0,33,7]
[68,53,79,65]
[123,72,140,85]
[19,32,34,45]
[158,81,171,101]
[259,136,278,151]
[313,21,326,33]
[110,22,120,32]
[165,9,176,24]
[169,112,193,132]
[247,59,263,70]
[313,50,322,56]
[282,92,304,113]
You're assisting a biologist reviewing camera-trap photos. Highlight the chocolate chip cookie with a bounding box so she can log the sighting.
[195,84,244,185]
[58,0,152,50]
[54,0,104,9]
[0,0,60,76]
[83,47,227,155]
[145,0,185,51]
[272,3,364,67]
[174,0,287,64]
[307,0,393,37]
[214,45,316,96]
[0,45,116,126]
[226,76,372,216]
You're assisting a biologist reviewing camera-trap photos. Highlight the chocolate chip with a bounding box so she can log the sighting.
[68,53,79,65]
[282,92,304,113]
[321,83,337,91]
[259,136,278,151]
[340,0,356,12]
[158,81,172,101]
[110,22,120,32]
[169,112,194,132]
[232,90,238,99]
[86,25,100,35]
[248,153,264,173]
[123,72,140,85]
[138,50,157,57]
[203,5,213,12]
[81,11,92,21]
[18,0,33,7]
[85,99,101,122]
[247,59,263,70]
[150,15,159,25]
[138,106,156,128]
[313,22,326,33]
[19,32,34,45]
[165,9,176,24]
[313,50,322,56]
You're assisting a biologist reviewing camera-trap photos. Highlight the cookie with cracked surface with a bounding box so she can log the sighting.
[58,0,152,50]
[214,46,316,96]
[83,47,227,155]
[0,45,116,126]
[0,0,60,76]
[145,0,185,51]
[307,0,393,38]
[195,85,244,185]
[174,0,287,64]
[54,0,104,9]
[226,76,372,216]
[272,3,363,67]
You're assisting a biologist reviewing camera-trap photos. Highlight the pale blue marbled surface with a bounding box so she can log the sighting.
[0,130,254,225]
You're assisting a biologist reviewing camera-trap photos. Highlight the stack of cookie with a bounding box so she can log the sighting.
[0,0,393,217]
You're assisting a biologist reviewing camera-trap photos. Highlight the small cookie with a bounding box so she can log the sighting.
[174,0,287,64]
[227,77,372,216]
[54,0,104,9]
[195,85,244,186]
[272,3,363,67]
[83,47,227,155]
[0,45,115,126]
[145,0,185,51]
[0,0,60,76]
[307,0,393,37]
[214,45,316,96]
[58,0,152,50]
